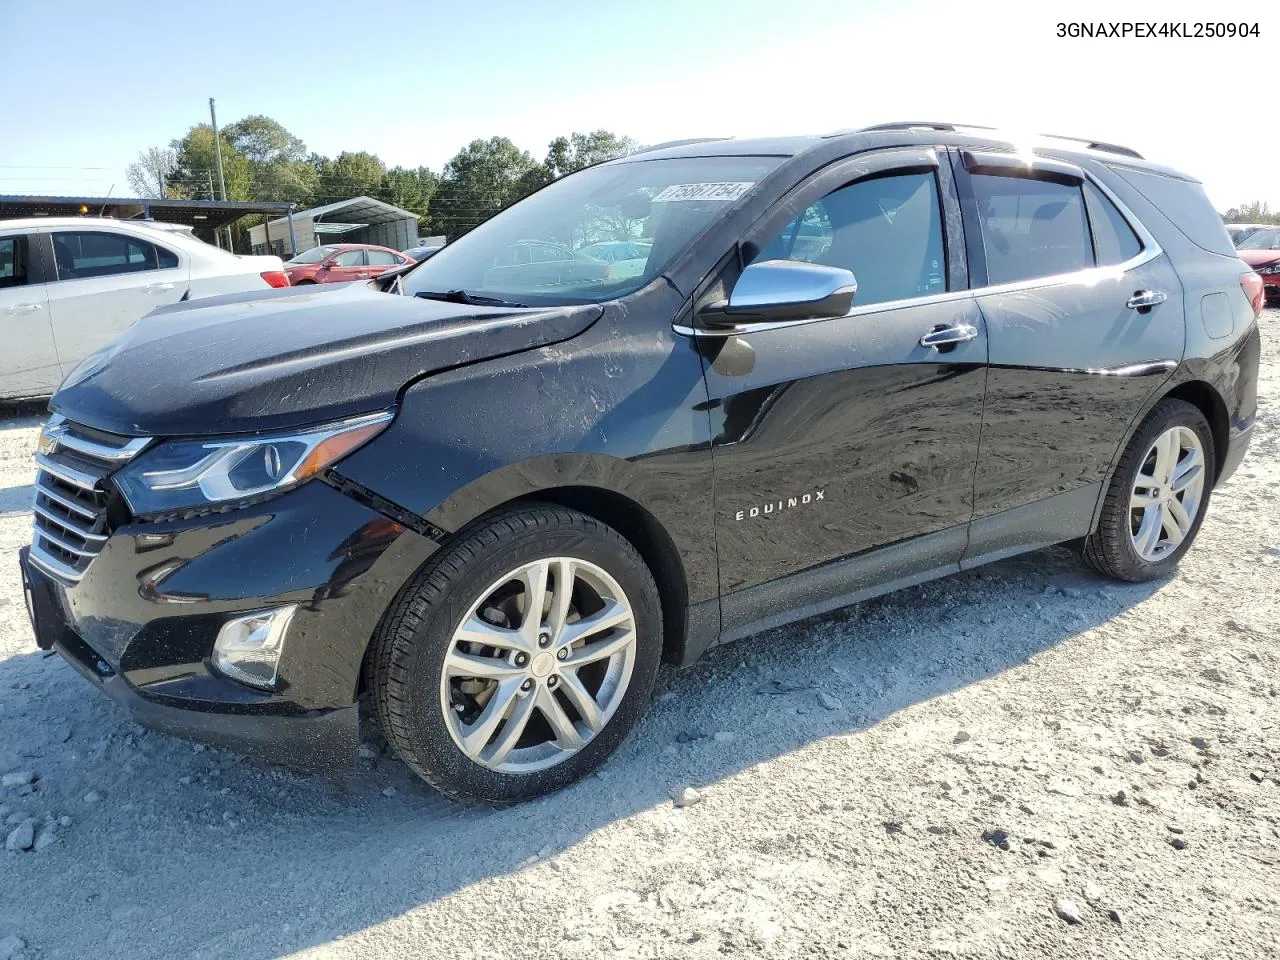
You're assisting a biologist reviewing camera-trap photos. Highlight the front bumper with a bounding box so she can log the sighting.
[1262,275,1280,301]
[19,480,437,769]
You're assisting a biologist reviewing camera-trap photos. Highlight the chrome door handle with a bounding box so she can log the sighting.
[4,303,42,315]
[1126,290,1167,310]
[919,323,979,349]
[143,282,175,293]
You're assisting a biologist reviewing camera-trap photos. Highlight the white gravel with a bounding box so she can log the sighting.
[1,314,1278,959]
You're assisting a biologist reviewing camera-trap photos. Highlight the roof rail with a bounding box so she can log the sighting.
[630,137,730,156]
[857,121,997,134]
[851,122,1144,160]
[1034,134,1143,159]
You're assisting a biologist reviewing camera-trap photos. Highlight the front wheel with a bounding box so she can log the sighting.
[369,504,662,803]
[1081,398,1215,582]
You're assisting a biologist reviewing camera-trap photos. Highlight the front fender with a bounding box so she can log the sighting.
[335,285,719,606]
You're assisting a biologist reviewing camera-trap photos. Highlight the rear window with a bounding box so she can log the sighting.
[1112,168,1235,257]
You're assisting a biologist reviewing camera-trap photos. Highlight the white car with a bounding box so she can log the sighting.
[0,217,287,400]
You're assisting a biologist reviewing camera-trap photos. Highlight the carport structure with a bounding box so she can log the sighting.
[0,195,296,250]
[248,196,420,259]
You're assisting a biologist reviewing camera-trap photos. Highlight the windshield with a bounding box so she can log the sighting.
[288,245,338,264]
[402,156,783,305]
[1238,228,1280,250]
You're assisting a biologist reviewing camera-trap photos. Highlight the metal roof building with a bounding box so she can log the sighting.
[248,196,419,258]
[0,195,294,230]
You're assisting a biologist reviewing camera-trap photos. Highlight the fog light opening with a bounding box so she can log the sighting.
[212,605,297,690]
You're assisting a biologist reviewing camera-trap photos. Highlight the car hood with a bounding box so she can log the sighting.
[1239,249,1280,268]
[51,282,602,437]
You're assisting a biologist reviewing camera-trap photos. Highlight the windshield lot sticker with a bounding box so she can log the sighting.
[652,182,755,203]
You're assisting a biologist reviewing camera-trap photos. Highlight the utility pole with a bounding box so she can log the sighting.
[206,172,219,248]
[209,97,232,251]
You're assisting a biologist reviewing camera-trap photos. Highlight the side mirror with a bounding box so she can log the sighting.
[698,260,857,329]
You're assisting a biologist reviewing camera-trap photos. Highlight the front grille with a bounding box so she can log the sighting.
[29,415,150,585]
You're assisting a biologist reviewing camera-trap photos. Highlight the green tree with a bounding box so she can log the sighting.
[313,151,387,201]
[218,115,316,205]
[222,115,307,166]
[167,124,253,201]
[430,137,541,238]
[1223,201,1280,225]
[545,130,639,177]
[380,165,438,220]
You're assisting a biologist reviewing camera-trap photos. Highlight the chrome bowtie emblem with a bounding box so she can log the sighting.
[734,488,826,521]
[36,423,65,457]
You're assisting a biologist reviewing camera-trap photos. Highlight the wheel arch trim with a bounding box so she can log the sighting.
[1088,372,1232,533]
[371,454,705,669]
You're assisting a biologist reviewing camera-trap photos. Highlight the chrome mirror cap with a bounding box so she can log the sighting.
[729,259,857,313]
[696,260,858,331]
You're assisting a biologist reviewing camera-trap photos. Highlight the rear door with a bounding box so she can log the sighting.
[698,147,987,613]
[42,228,188,374]
[0,231,58,398]
[364,248,403,277]
[324,248,369,282]
[952,150,1186,559]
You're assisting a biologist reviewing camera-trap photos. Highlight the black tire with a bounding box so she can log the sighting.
[294,279,316,285]
[1081,398,1215,582]
[369,504,663,804]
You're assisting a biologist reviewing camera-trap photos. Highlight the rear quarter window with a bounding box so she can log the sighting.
[1111,167,1235,257]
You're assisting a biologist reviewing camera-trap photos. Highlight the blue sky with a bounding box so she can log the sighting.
[1,0,1275,210]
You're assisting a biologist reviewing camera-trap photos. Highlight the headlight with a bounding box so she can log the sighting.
[113,411,392,516]
[1257,264,1280,276]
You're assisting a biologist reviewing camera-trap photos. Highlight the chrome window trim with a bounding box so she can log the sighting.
[675,165,1162,339]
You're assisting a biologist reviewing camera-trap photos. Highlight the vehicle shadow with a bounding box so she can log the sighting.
[0,483,35,518]
[0,545,1165,959]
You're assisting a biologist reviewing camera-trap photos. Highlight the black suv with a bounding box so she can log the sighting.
[20,123,1260,803]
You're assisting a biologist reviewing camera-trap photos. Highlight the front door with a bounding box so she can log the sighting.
[0,232,58,398]
[951,150,1186,552]
[324,248,369,282]
[696,147,988,620]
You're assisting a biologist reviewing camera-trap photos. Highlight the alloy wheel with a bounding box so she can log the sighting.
[439,557,637,773]
[1129,425,1206,562]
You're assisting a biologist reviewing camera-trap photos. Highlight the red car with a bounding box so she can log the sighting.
[1236,226,1280,305]
[283,244,414,285]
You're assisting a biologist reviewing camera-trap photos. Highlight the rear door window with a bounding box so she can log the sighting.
[756,171,947,306]
[50,231,172,280]
[970,175,1092,284]
[366,250,398,266]
[0,236,28,289]
[1083,182,1142,266]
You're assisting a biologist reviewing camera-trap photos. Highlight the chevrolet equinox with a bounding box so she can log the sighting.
[20,123,1261,803]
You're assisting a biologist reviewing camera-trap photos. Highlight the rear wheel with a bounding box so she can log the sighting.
[294,279,316,285]
[1082,398,1214,582]
[369,505,662,803]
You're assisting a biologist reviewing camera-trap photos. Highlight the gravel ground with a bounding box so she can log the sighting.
[0,314,1277,960]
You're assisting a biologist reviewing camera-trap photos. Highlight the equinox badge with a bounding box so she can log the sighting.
[735,488,825,521]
